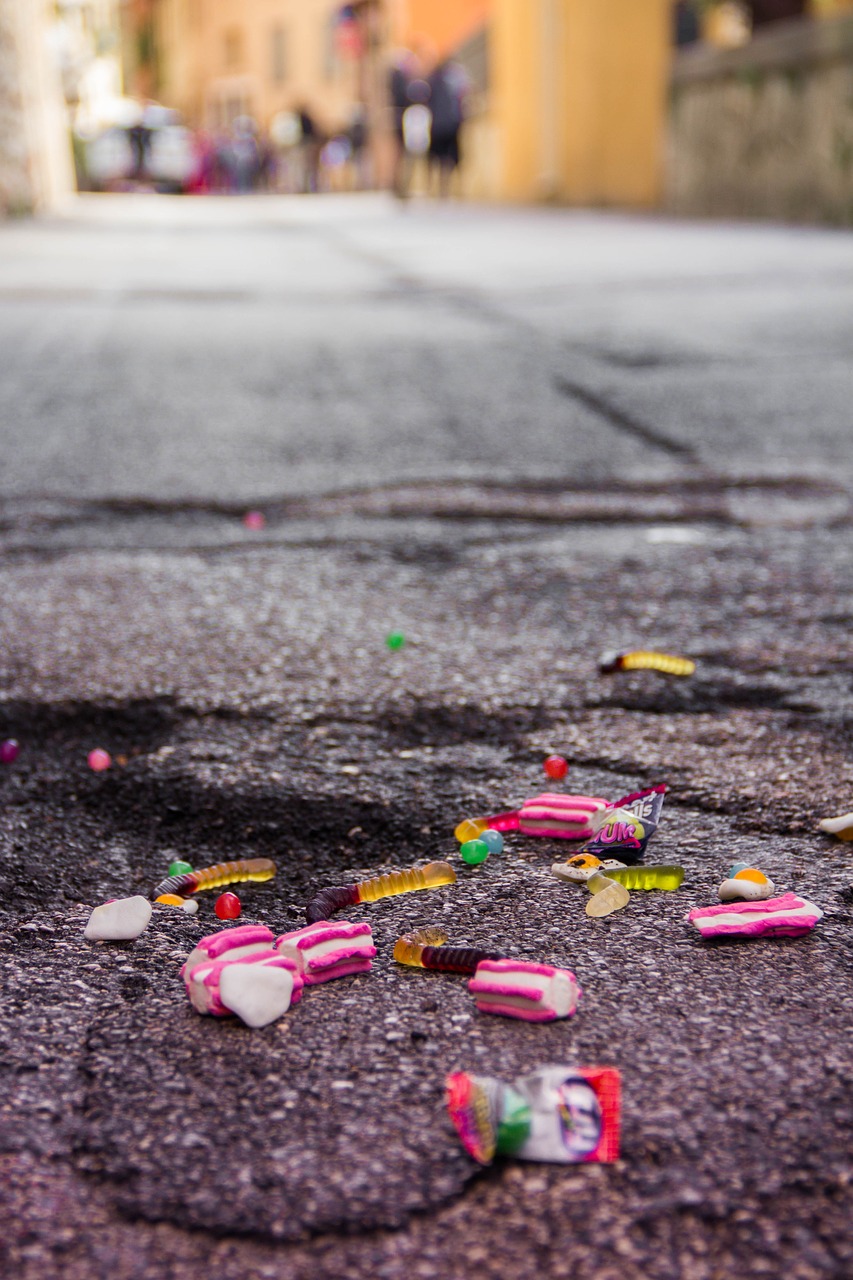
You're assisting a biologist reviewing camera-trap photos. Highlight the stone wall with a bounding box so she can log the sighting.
[668,13,853,222]
[0,0,73,215]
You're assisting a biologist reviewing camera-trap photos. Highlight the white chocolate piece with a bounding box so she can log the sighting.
[218,963,296,1028]
[84,896,152,941]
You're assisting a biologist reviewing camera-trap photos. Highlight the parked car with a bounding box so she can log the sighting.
[78,103,198,193]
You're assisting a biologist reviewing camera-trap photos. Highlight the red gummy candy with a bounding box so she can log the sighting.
[543,755,568,780]
[215,892,242,920]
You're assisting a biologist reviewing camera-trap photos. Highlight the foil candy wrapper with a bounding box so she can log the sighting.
[579,785,666,865]
[446,1064,621,1166]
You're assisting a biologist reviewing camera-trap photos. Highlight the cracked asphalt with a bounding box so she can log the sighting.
[1,194,852,1279]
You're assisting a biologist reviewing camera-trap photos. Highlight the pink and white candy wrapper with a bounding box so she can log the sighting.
[687,893,823,940]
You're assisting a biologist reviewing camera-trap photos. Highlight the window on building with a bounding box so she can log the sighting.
[224,27,242,70]
[271,25,287,83]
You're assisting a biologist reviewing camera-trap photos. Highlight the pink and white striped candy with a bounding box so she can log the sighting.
[181,924,276,983]
[469,959,582,1022]
[275,920,376,985]
[687,893,823,940]
[517,794,608,840]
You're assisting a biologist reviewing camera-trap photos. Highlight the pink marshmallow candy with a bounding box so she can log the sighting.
[687,893,823,940]
[469,959,583,1022]
[182,925,304,1027]
[275,920,376,985]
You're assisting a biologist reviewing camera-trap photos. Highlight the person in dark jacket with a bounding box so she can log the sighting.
[426,58,470,197]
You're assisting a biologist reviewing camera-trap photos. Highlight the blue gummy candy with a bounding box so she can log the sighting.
[480,829,504,856]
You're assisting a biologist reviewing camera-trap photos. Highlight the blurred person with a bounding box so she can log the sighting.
[347,105,369,190]
[297,106,322,193]
[426,56,470,198]
[231,118,260,193]
[127,116,152,183]
[188,130,215,193]
[269,111,302,193]
[388,47,430,200]
[674,1,701,45]
[320,135,351,191]
[256,133,276,192]
[212,132,236,192]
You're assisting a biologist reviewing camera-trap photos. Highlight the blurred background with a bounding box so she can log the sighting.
[4,0,853,221]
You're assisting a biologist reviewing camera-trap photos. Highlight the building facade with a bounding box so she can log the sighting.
[150,0,367,137]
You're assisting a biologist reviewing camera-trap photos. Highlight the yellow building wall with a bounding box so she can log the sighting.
[156,0,362,133]
[491,0,671,206]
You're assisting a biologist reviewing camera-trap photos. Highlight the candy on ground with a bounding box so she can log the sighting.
[84,896,152,941]
[275,921,376,984]
[543,755,568,780]
[687,893,823,939]
[215,892,242,920]
[468,959,582,1021]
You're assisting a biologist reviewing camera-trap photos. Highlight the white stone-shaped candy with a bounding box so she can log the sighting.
[84,896,153,941]
[218,963,296,1028]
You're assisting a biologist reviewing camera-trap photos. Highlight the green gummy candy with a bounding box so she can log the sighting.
[168,860,193,877]
[460,839,490,865]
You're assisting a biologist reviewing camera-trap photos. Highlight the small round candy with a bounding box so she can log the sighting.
[385,631,406,651]
[243,510,266,530]
[455,817,487,844]
[168,860,193,877]
[0,739,20,764]
[460,839,490,866]
[543,754,569,780]
[480,829,504,856]
[87,748,112,772]
[215,892,242,920]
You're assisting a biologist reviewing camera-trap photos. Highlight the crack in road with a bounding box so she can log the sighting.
[553,376,698,459]
[0,475,847,557]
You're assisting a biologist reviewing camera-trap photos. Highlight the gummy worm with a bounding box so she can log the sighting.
[152,858,276,899]
[305,861,456,924]
[394,928,505,975]
[605,865,684,891]
[599,650,695,676]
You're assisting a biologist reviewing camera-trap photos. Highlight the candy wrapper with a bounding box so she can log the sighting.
[446,1065,620,1166]
[579,785,666,865]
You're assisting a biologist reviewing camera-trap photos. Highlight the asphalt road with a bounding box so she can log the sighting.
[0,194,851,1280]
